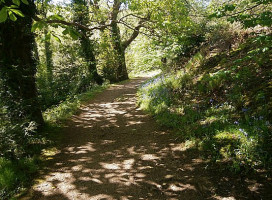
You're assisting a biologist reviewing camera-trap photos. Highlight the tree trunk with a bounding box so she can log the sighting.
[44,28,54,86]
[110,0,129,83]
[81,33,103,85]
[73,0,103,85]
[41,1,54,88]
[111,22,129,82]
[0,1,44,125]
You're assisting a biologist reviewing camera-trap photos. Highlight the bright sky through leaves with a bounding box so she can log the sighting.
[51,0,71,4]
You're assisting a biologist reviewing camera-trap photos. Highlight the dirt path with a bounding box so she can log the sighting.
[24,78,272,200]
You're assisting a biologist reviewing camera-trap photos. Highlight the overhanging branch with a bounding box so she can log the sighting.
[122,20,144,50]
[119,20,155,40]
[33,15,111,32]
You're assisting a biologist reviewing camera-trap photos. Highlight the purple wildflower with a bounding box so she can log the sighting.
[239,128,248,137]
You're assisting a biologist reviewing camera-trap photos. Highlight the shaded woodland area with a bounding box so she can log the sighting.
[0,0,271,199]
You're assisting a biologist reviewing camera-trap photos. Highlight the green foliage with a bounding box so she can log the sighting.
[0,80,107,199]
[0,113,42,199]
[0,3,109,198]
[0,157,38,199]
[43,84,108,123]
[1,0,272,198]
[138,35,272,173]
[0,0,29,22]
[126,36,163,74]
[0,121,43,159]
[34,13,99,108]
[97,30,121,82]
[62,27,81,40]
[210,0,272,28]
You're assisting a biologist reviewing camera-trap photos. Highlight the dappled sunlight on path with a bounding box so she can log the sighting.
[24,78,272,200]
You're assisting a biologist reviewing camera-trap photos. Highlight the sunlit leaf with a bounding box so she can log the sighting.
[0,7,7,23]
[8,11,17,21]
[10,9,25,17]
[21,0,29,5]
[52,34,61,43]
[12,0,20,6]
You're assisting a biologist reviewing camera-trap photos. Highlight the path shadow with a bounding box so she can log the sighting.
[24,78,272,200]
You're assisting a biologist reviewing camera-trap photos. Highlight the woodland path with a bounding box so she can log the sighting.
[24,78,272,200]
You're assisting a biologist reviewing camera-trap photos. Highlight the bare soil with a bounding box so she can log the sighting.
[22,78,272,200]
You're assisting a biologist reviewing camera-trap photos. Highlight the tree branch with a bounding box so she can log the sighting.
[119,20,155,39]
[119,13,151,22]
[33,15,110,31]
[122,20,145,50]
[184,0,197,12]
[225,3,261,17]
[111,0,121,24]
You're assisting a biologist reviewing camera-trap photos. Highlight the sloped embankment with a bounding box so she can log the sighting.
[138,34,272,173]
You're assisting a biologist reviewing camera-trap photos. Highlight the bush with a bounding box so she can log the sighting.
[0,121,43,160]
[0,157,39,199]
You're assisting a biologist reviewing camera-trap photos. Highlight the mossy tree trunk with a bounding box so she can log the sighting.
[111,22,129,82]
[44,28,54,86]
[110,0,129,83]
[41,1,54,88]
[0,1,44,126]
[73,0,103,85]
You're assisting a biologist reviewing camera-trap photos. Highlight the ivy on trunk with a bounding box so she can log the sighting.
[0,1,44,126]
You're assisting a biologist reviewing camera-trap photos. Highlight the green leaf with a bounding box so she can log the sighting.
[21,0,29,5]
[12,0,20,6]
[227,17,236,23]
[10,5,20,8]
[48,14,65,21]
[70,32,79,39]
[224,4,236,12]
[31,21,46,32]
[52,34,61,43]
[31,22,39,32]
[62,28,80,39]
[0,7,7,23]
[62,28,69,35]
[8,11,17,21]
[69,29,81,40]
[208,13,217,19]
[10,9,25,17]
[44,33,51,41]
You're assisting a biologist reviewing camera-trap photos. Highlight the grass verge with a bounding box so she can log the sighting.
[0,83,109,199]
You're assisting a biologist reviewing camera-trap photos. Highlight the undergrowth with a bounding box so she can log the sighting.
[43,84,108,123]
[0,83,108,199]
[138,34,272,173]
